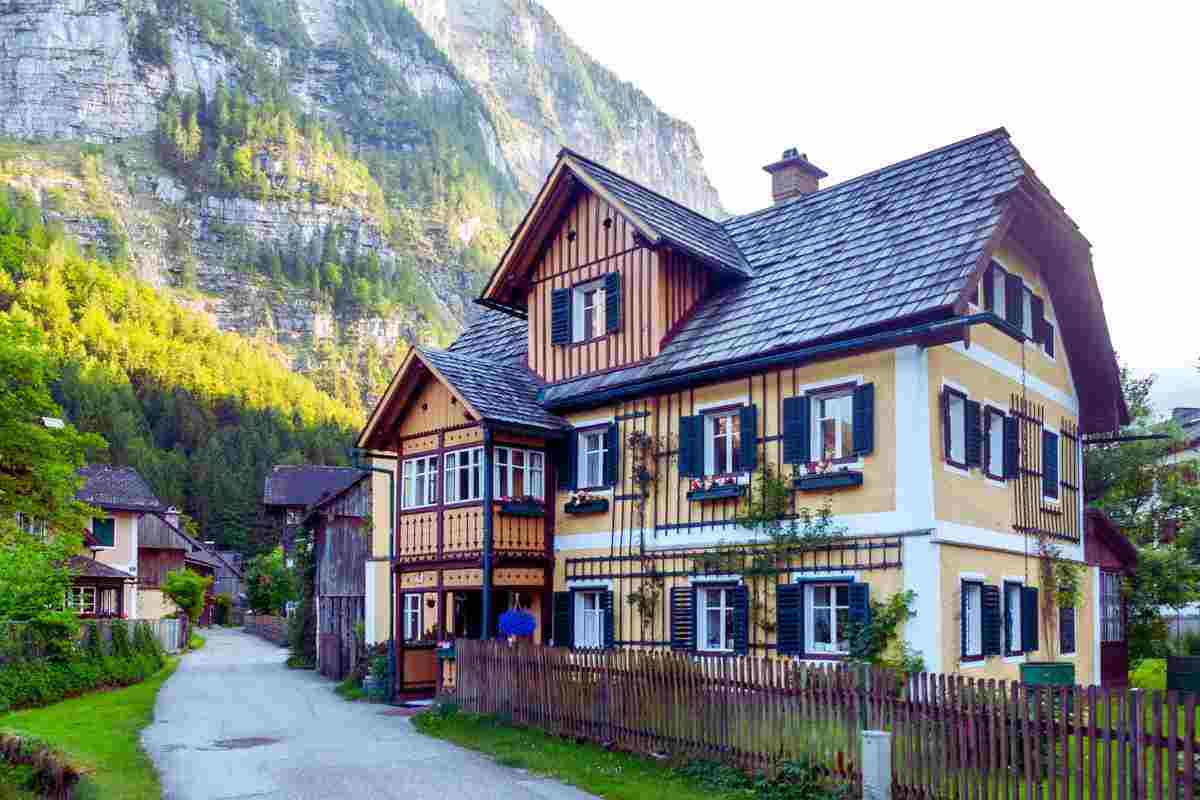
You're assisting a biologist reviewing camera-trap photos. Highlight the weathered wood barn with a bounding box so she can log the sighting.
[304,471,371,680]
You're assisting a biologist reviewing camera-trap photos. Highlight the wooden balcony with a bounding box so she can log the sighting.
[396,503,547,563]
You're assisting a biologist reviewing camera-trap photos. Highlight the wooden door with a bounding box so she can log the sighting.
[1099,570,1129,687]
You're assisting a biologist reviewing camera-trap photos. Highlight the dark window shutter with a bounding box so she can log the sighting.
[1059,605,1076,655]
[92,518,115,547]
[983,264,995,310]
[1003,415,1019,480]
[981,585,1002,656]
[941,390,952,462]
[677,415,703,477]
[738,404,758,472]
[965,400,982,468]
[603,422,619,487]
[775,583,803,656]
[1021,586,1039,653]
[604,272,621,334]
[848,583,870,626]
[1005,273,1024,332]
[551,288,571,345]
[1042,430,1059,498]
[1030,295,1046,344]
[960,585,969,659]
[563,432,578,491]
[731,586,749,655]
[602,591,615,649]
[782,395,811,465]
[852,383,875,456]
[1044,321,1055,358]
[670,586,695,651]
[553,591,573,648]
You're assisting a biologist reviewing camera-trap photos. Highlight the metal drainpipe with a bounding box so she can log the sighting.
[351,448,397,702]
[481,426,494,639]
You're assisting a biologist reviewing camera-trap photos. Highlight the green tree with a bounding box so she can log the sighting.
[162,568,214,623]
[245,546,293,615]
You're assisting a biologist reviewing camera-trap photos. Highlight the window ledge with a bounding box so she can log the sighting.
[564,499,609,515]
[794,470,863,492]
[687,485,746,502]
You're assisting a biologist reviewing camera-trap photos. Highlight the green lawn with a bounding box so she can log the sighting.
[188,633,205,651]
[0,659,178,800]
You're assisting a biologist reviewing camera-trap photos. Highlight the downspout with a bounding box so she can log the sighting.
[351,449,397,702]
[481,426,494,639]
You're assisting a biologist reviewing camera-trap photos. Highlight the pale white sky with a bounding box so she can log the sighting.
[539,0,1198,373]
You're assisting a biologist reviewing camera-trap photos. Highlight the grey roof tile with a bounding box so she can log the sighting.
[263,466,365,507]
[417,347,568,432]
[76,465,162,512]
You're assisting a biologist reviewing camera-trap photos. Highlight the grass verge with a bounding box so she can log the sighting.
[334,677,365,701]
[187,633,205,651]
[0,659,178,800]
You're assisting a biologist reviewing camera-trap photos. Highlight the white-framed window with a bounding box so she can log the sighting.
[704,410,741,475]
[943,388,967,467]
[443,447,483,504]
[577,429,608,489]
[1100,571,1124,643]
[990,265,1007,319]
[961,581,983,660]
[984,407,1005,480]
[806,583,851,655]
[403,593,422,641]
[574,590,604,649]
[1004,581,1023,655]
[401,455,438,508]
[1022,286,1035,339]
[100,588,118,615]
[67,586,96,615]
[812,388,854,462]
[572,279,606,342]
[494,447,544,500]
[698,586,735,653]
[15,512,47,541]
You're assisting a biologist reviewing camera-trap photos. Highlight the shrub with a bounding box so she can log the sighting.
[81,621,102,659]
[163,568,213,623]
[0,649,164,712]
[213,593,233,625]
[1130,658,1167,691]
[109,619,132,658]
[28,611,80,662]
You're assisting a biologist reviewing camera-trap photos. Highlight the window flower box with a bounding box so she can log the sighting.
[565,499,609,515]
[687,478,745,502]
[435,641,455,661]
[497,496,545,517]
[794,469,863,492]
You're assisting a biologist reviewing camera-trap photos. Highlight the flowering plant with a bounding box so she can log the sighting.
[498,608,537,639]
[497,495,543,505]
[567,490,602,506]
[688,476,739,492]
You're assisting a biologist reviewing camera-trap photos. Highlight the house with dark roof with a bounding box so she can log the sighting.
[71,464,163,618]
[137,508,243,623]
[357,130,1130,696]
[262,465,366,555]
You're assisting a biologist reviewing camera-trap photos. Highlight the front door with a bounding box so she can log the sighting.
[1099,570,1129,687]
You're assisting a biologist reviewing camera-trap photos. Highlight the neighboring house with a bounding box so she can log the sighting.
[262,466,366,557]
[137,508,243,622]
[357,129,1131,696]
[214,549,246,606]
[73,465,163,619]
[303,472,370,681]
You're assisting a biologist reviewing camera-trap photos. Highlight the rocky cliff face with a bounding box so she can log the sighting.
[0,0,723,401]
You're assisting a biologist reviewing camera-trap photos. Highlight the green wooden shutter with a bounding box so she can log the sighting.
[563,432,578,491]
[553,591,573,649]
[670,586,695,651]
[981,585,1002,656]
[1030,295,1046,344]
[1005,273,1024,332]
[1003,415,1019,480]
[983,264,995,310]
[1042,430,1059,498]
[782,395,811,465]
[775,583,804,656]
[731,586,749,655]
[848,583,870,626]
[678,415,703,477]
[1059,605,1076,655]
[551,288,571,345]
[603,422,619,487]
[604,272,621,334]
[965,400,982,468]
[92,518,115,548]
[1021,586,1039,653]
[1044,321,1056,358]
[738,405,758,473]
[852,383,875,456]
[602,590,615,649]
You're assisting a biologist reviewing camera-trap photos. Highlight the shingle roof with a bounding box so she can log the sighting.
[263,466,366,508]
[564,149,750,277]
[541,129,1021,405]
[69,555,133,581]
[448,308,528,362]
[75,465,162,512]
[416,346,568,432]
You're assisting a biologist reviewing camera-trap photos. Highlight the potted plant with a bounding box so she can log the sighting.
[564,490,608,514]
[497,495,545,516]
[435,639,455,661]
[498,607,537,644]
[363,653,390,702]
[794,460,863,492]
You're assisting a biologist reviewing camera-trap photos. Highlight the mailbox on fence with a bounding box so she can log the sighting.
[1167,656,1200,693]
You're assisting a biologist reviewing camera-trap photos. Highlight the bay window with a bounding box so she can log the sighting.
[443,447,482,504]
[495,447,544,500]
[401,455,438,508]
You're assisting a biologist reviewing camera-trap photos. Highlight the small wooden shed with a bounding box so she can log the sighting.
[305,472,370,681]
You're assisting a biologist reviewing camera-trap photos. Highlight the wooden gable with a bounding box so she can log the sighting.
[357,349,479,450]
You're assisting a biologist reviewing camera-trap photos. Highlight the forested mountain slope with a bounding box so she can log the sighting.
[0,0,723,412]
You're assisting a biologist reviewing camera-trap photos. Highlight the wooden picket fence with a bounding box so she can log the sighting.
[446,640,1200,800]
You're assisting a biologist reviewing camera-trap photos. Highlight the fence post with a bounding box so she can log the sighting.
[862,729,893,800]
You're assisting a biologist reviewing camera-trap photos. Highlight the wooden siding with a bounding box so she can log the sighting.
[137,548,184,588]
[398,377,472,438]
[659,248,711,346]
[317,520,369,597]
[527,190,666,382]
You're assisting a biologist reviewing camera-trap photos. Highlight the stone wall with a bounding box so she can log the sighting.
[244,614,288,647]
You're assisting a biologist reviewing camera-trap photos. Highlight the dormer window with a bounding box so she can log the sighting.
[573,279,606,343]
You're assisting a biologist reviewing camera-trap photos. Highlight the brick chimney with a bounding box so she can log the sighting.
[763,148,828,205]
